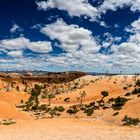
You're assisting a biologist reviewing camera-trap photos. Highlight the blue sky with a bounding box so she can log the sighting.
[0,0,140,73]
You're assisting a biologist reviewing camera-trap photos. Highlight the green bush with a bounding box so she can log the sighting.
[54,106,65,112]
[49,109,60,118]
[67,105,79,115]
[112,96,128,110]
[85,102,95,108]
[101,91,109,98]
[84,108,94,116]
[122,115,140,126]
[22,101,34,111]
[38,104,48,111]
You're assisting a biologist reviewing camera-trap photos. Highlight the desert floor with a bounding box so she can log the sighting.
[0,118,140,140]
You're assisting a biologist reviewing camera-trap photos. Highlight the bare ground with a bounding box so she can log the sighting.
[0,118,140,140]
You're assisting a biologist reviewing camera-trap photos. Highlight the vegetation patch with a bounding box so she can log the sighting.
[64,97,70,103]
[136,79,140,87]
[125,92,131,96]
[112,112,119,116]
[0,119,16,125]
[132,88,140,95]
[122,115,140,126]
[84,108,94,116]
[67,105,79,115]
[108,96,128,110]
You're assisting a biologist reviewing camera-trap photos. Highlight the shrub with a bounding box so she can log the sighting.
[67,109,76,115]
[132,88,140,94]
[67,105,79,115]
[0,119,16,125]
[54,106,65,112]
[38,104,48,111]
[136,79,140,87]
[20,99,24,104]
[108,98,114,102]
[112,96,128,110]
[84,108,94,116]
[31,105,38,111]
[101,91,109,98]
[22,101,34,111]
[123,87,127,90]
[122,115,140,126]
[112,112,119,116]
[49,109,60,118]
[77,91,86,107]
[64,97,70,103]
[28,84,42,107]
[16,86,19,91]
[137,94,140,97]
[101,91,109,101]
[125,92,131,96]
[85,102,95,108]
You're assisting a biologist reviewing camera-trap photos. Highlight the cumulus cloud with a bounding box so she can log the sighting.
[0,37,52,54]
[0,37,29,50]
[40,19,100,53]
[119,18,140,48]
[118,42,140,53]
[36,0,98,20]
[29,41,52,53]
[2,19,140,72]
[1,1,140,72]
[36,0,140,21]
[109,18,140,70]
[99,0,140,14]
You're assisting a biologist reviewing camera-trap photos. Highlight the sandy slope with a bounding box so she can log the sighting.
[0,75,140,140]
[40,75,140,124]
[0,91,30,119]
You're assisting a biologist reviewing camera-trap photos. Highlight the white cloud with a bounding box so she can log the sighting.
[102,32,121,48]
[0,37,29,50]
[36,0,98,20]
[99,0,140,14]
[131,18,140,30]
[10,24,23,33]
[109,18,140,70]
[7,50,23,57]
[29,41,52,53]
[40,19,100,53]
[99,21,107,27]
[0,36,52,54]
[36,0,140,22]
[118,42,140,53]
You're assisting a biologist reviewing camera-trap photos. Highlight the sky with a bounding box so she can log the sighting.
[0,0,140,73]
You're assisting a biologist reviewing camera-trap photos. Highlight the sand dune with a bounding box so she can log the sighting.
[0,91,30,119]
[0,75,140,140]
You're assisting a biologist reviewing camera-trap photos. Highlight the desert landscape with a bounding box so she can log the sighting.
[1,0,140,139]
[0,72,140,140]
